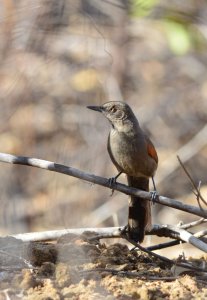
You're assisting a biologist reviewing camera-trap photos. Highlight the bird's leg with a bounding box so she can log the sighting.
[150,176,159,204]
[108,171,122,186]
[119,225,128,237]
[108,171,122,195]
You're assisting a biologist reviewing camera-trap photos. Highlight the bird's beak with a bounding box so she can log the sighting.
[87,105,103,112]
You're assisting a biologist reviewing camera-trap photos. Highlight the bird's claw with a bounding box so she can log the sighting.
[108,176,117,196]
[119,225,128,237]
[108,172,122,196]
[108,176,116,187]
[150,191,159,204]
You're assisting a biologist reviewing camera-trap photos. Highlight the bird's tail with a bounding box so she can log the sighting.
[127,176,151,243]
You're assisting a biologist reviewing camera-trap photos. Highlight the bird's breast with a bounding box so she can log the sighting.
[108,129,157,177]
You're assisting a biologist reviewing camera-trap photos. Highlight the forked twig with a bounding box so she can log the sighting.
[177,155,207,208]
[180,218,207,229]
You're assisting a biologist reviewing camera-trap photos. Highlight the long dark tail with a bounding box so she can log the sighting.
[127,176,151,243]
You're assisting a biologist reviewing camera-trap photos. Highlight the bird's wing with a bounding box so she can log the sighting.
[145,135,158,164]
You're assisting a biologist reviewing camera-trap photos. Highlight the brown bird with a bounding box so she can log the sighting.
[87,101,158,243]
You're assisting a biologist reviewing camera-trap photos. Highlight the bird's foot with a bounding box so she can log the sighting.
[150,191,159,204]
[108,176,117,187]
[108,171,122,196]
[119,225,128,237]
[108,176,117,196]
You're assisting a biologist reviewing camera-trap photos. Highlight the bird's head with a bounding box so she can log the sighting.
[87,101,137,129]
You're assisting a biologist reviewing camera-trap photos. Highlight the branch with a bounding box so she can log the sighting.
[10,224,207,252]
[177,155,207,208]
[10,227,121,242]
[12,226,207,272]
[147,240,181,251]
[0,152,206,218]
[147,218,207,251]
[180,218,207,229]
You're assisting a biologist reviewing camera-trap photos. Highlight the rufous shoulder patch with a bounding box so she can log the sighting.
[146,138,158,164]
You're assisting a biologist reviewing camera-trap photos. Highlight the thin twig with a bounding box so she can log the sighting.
[194,229,207,238]
[122,233,173,265]
[147,227,207,252]
[180,218,207,229]
[10,224,207,252]
[123,234,207,273]
[147,240,181,251]
[11,227,122,242]
[157,124,207,186]
[0,152,206,218]
[177,155,207,208]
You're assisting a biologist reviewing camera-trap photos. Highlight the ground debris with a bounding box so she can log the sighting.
[0,234,206,299]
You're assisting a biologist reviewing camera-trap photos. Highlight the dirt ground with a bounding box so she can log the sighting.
[0,232,206,300]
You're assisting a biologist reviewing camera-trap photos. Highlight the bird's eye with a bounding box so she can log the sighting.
[110,106,117,113]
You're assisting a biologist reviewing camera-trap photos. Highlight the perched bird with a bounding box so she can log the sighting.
[87,101,158,243]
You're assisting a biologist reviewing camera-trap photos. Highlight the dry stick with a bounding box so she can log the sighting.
[11,227,122,243]
[151,221,207,251]
[141,225,207,252]
[0,152,207,219]
[9,224,204,243]
[180,218,207,230]
[177,155,207,208]
[147,240,181,251]
[194,229,207,238]
[147,218,207,251]
[11,223,207,253]
[157,124,207,186]
[123,234,173,265]
[123,234,207,273]
[90,224,207,252]
[147,227,207,252]
[10,225,175,242]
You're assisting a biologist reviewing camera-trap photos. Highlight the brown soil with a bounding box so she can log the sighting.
[0,233,206,299]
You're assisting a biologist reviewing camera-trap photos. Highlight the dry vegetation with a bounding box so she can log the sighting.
[0,0,206,298]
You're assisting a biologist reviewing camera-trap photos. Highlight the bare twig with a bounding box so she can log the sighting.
[146,232,207,252]
[123,234,207,273]
[177,155,207,208]
[123,234,173,264]
[9,225,207,253]
[180,218,207,230]
[10,227,122,242]
[154,224,207,252]
[147,219,207,252]
[0,152,206,218]
[131,225,207,253]
[10,223,207,252]
[147,218,207,251]
[194,229,207,238]
[157,124,207,186]
[147,240,181,251]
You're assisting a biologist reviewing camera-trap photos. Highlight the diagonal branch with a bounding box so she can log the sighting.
[0,152,207,218]
[177,155,207,208]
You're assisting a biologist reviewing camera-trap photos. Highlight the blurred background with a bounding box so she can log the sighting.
[0,0,206,257]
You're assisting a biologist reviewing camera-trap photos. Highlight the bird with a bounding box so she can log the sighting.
[87,101,158,243]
